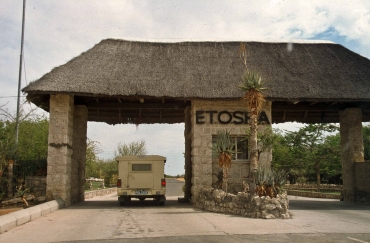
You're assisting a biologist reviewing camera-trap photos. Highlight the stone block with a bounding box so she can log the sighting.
[26,205,42,221]
[47,200,60,212]
[201,164,212,174]
[0,214,17,233]
[12,209,31,226]
[37,202,50,216]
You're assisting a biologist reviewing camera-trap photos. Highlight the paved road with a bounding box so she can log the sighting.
[1,179,370,243]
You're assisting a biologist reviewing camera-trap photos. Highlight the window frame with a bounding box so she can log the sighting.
[212,135,248,162]
[131,163,152,172]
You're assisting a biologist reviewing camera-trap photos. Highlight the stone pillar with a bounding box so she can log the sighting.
[71,105,88,203]
[184,106,192,200]
[339,108,364,202]
[46,94,74,206]
[355,162,370,203]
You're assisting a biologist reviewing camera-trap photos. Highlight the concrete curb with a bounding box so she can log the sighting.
[0,199,65,234]
[0,188,116,234]
[287,190,341,199]
[84,187,117,199]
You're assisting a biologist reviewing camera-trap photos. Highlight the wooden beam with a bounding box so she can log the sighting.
[273,103,341,111]
[88,116,184,125]
[86,102,187,109]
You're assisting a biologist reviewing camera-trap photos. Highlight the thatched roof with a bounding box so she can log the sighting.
[23,39,370,124]
[23,39,370,102]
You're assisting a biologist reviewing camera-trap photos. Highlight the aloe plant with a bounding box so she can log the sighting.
[273,169,287,194]
[16,187,29,208]
[238,43,267,193]
[212,130,235,193]
[213,169,223,189]
[254,169,287,197]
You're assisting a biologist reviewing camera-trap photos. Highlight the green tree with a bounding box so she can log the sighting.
[85,140,119,187]
[0,101,48,198]
[17,117,49,160]
[115,140,147,156]
[0,101,47,161]
[85,139,103,179]
[277,124,338,189]
[317,134,341,184]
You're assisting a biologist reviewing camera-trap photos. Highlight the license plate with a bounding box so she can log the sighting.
[135,190,148,195]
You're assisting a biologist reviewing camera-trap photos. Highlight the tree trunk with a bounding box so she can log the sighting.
[248,105,258,193]
[7,160,14,199]
[223,167,228,193]
[315,162,320,190]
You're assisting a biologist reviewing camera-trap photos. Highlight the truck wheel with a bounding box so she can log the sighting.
[157,196,166,206]
[118,196,130,206]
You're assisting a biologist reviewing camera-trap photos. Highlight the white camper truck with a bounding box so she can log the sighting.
[116,155,166,205]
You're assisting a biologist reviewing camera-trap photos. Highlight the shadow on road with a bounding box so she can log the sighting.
[69,196,191,210]
[289,197,370,211]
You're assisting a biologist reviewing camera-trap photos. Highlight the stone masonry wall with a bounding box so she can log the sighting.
[195,186,292,219]
[25,176,46,198]
[72,105,88,203]
[46,94,74,206]
[355,161,370,203]
[339,108,364,202]
[190,100,272,201]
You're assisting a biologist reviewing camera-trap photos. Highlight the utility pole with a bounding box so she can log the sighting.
[15,0,26,156]
[11,0,26,198]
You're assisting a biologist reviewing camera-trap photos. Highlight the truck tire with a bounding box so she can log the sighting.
[118,196,131,206]
[156,195,166,206]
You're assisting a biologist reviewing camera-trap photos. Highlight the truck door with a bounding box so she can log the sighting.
[129,162,154,189]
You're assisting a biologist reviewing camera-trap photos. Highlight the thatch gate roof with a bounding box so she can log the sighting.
[23,39,370,124]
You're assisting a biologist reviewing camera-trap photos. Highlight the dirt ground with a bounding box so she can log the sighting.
[0,201,35,216]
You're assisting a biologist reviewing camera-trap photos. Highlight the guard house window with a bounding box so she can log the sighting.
[212,136,248,161]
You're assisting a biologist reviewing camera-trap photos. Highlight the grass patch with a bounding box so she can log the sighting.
[85,181,105,191]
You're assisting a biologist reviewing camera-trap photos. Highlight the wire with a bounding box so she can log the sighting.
[23,52,28,85]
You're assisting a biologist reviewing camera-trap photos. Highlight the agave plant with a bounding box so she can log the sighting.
[213,169,223,189]
[254,168,287,198]
[254,169,273,197]
[16,187,29,208]
[212,130,235,193]
[272,169,287,195]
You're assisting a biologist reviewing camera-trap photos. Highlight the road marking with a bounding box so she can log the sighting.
[347,236,369,243]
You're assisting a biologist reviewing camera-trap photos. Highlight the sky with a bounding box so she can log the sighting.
[1,1,370,176]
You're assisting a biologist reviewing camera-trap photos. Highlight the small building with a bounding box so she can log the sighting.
[23,39,370,206]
